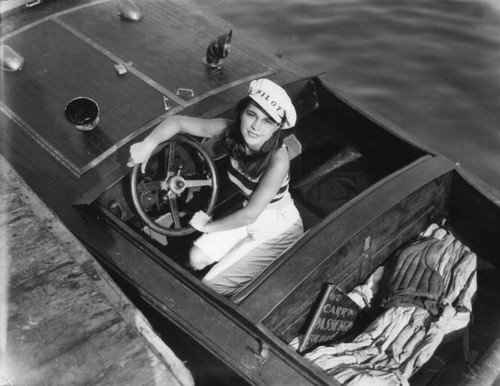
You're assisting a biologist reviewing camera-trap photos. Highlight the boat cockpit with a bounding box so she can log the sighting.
[93,77,429,299]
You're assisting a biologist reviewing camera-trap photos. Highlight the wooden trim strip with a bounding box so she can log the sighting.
[183,70,274,107]
[52,17,188,107]
[78,105,184,175]
[0,0,113,42]
[0,101,82,178]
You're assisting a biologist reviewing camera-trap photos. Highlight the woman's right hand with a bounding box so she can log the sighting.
[127,138,158,173]
[189,210,211,233]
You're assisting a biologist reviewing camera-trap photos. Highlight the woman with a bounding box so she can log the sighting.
[128,79,304,298]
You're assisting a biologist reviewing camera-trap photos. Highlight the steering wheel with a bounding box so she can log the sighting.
[130,135,219,236]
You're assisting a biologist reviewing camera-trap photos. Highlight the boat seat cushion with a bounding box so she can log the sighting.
[292,146,377,217]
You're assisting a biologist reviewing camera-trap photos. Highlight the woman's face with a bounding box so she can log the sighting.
[240,101,280,151]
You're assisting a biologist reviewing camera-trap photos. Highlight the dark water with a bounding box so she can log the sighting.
[190,0,500,196]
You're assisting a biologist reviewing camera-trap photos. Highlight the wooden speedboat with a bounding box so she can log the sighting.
[2,0,499,384]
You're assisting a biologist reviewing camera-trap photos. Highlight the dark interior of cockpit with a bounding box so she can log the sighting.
[96,88,427,278]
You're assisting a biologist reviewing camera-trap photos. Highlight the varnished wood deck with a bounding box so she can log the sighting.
[0,0,31,18]
[0,2,328,384]
[0,154,193,386]
[0,0,280,177]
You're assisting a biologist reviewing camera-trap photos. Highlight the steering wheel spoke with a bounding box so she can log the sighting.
[166,191,182,228]
[137,179,167,193]
[183,178,213,189]
[165,141,176,176]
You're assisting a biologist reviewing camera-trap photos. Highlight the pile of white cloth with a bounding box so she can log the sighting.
[297,223,477,385]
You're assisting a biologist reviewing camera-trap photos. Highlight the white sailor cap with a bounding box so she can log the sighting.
[248,78,297,129]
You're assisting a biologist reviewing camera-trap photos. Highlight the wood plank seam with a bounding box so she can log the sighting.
[0,0,113,42]
[51,17,187,107]
[0,100,82,178]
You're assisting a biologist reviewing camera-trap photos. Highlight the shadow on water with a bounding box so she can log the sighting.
[186,0,500,194]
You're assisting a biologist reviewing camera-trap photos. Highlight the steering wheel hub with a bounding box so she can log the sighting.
[169,175,186,194]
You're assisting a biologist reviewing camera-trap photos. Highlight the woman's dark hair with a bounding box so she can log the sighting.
[214,96,284,179]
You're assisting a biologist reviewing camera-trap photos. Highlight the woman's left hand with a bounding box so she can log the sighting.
[189,211,211,232]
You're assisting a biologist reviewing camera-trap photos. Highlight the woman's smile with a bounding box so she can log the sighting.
[240,101,280,150]
[247,129,260,138]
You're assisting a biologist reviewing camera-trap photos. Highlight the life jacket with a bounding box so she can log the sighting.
[383,238,446,315]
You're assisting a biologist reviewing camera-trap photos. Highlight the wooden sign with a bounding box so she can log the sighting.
[298,283,361,353]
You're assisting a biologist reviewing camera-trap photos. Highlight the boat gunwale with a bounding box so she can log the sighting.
[90,200,340,386]
[233,153,435,305]
[237,154,456,321]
